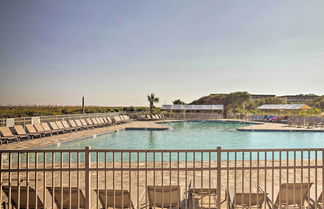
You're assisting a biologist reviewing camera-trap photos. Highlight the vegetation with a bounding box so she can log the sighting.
[0,105,149,118]
[191,91,324,117]
[147,93,159,113]
[314,96,324,109]
[172,99,186,105]
[2,92,324,118]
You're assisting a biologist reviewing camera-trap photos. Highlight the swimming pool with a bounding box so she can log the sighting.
[48,121,324,150]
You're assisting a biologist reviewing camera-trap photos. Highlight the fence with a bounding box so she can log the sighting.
[0,113,124,128]
[0,147,323,209]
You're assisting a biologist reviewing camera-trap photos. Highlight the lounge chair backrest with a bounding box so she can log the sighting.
[80,119,88,126]
[120,115,126,120]
[62,121,70,129]
[41,122,52,131]
[147,186,180,208]
[100,117,106,123]
[91,118,98,124]
[69,120,77,128]
[97,117,104,124]
[97,190,133,208]
[14,125,27,135]
[56,121,65,129]
[2,186,43,208]
[146,115,152,119]
[75,120,83,127]
[275,183,312,206]
[34,123,45,132]
[86,118,93,125]
[26,124,37,134]
[124,115,130,120]
[47,187,85,209]
[233,193,267,207]
[113,116,121,122]
[102,117,108,123]
[49,122,59,130]
[0,127,14,137]
[107,117,113,123]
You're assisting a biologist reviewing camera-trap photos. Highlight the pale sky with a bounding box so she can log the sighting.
[1,0,324,106]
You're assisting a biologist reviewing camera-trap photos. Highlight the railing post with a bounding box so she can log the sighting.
[217,146,222,209]
[85,146,91,209]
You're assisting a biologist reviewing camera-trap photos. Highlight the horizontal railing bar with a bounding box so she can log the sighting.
[2,148,323,153]
[1,165,323,173]
[0,150,86,153]
[222,148,324,152]
[224,165,324,170]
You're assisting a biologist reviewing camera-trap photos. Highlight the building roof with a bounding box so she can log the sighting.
[161,104,224,110]
[257,104,312,110]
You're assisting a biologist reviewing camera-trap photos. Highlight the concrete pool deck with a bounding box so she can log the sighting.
[237,122,324,132]
[0,120,171,150]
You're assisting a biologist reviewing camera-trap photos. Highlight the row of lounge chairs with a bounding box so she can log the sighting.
[2,183,322,209]
[249,115,287,123]
[0,115,130,145]
[288,116,324,128]
[1,185,176,209]
[139,114,165,121]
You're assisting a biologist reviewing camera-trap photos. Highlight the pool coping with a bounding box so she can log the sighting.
[125,127,169,131]
[237,128,324,133]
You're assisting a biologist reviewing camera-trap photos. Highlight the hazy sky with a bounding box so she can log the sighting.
[1,0,324,106]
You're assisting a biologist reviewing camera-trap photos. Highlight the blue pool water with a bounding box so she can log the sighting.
[49,121,324,150]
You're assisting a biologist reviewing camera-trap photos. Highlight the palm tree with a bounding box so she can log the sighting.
[173,99,185,105]
[147,93,159,113]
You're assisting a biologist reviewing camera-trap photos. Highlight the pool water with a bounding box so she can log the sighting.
[49,121,324,150]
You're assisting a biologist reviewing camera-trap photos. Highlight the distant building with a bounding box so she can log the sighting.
[251,94,276,99]
[257,104,312,110]
[277,95,319,103]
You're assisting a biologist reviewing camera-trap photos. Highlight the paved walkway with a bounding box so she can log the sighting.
[0,121,169,150]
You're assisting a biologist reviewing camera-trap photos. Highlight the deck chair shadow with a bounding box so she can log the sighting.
[47,186,85,209]
[226,189,267,209]
[2,185,44,209]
